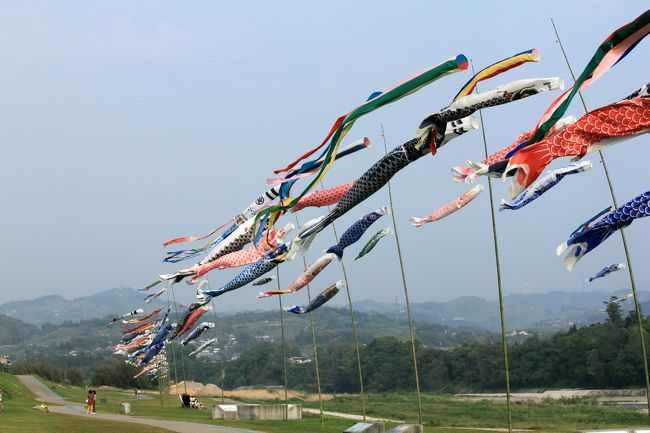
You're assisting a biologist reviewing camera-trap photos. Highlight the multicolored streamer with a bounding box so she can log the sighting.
[162,138,369,262]
[258,55,469,230]
[530,10,650,145]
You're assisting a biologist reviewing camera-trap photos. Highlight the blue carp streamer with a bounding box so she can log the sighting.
[285,281,344,314]
[199,244,288,298]
[587,263,625,283]
[499,161,592,211]
[326,207,388,258]
[557,190,650,270]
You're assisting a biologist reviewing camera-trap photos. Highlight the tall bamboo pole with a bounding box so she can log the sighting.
[159,351,169,407]
[207,276,226,404]
[169,283,188,397]
[551,19,650,424]
[469,68,513,433]
[165,284,179,388]
[158,362,164,408]
[156,292,169,408]
[277,268,290,420]
[320,181,367,420]
[379,123,423,425]
[294,213,325,428]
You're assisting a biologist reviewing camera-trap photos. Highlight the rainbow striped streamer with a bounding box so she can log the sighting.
[256,55,469,234]
[453,49,540,101]
[530,9,650,145]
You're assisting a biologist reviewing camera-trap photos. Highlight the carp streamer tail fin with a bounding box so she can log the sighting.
[557,225,616,271]
[286,214,334,260]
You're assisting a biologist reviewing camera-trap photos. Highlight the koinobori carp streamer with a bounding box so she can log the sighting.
[409,185,484,227]
[499,161,593,211]
[285,281,344,314]
[557,190,650,270]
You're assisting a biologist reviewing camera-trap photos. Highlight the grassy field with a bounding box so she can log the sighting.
[0,372,170,433]
[41,380,373,433]
[39,379,650,433]
[298,393,649,432]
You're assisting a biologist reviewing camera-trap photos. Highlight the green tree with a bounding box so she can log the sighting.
[66,367,85,387]
[91,357,155,389]
[362,336,414,392]
[606,298,624,327]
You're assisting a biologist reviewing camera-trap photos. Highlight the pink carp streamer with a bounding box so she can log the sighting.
[133,363,157,379]
[290,180,358,213]
[162,138,370,263]
[122,321,158,335]
[173,306,209,339]
[257,253,337,298]
[163,219,233,248]
[123,308,162,325]
[108,308,144,326]
[452,116,576,183]
[114,336,151,354]
[506,94,650,199]
[186,224,293,285]
[408,185,484,227]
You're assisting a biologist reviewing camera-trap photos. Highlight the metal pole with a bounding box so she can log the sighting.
[551,18,650,424]
[320,181,367,420]
[467,71,513,432]
[379,123,423,425]
[294,213,325,428]
[277,268,290,420]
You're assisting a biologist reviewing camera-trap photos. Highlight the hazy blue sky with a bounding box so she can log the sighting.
[1,1,648,313]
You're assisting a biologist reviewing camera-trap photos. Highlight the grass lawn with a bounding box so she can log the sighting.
[43,380,379,432]
[0,372,171,433]
[39,380,650,433]
[301,393,649,432]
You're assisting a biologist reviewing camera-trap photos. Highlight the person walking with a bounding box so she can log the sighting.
[85,390,94,414]
[92,390,97,414]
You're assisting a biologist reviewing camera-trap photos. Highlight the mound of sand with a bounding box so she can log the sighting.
[169,381,206,395]
[225,389,334,401]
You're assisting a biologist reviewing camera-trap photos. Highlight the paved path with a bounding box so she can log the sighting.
[16,375,265,433]
[303,407,404,423]
[17,374,68,404]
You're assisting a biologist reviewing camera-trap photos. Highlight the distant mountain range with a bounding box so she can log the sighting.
[0,287,164,325]
[2,287,648,367]
[1,287,646,331]
[355,290,650,331]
